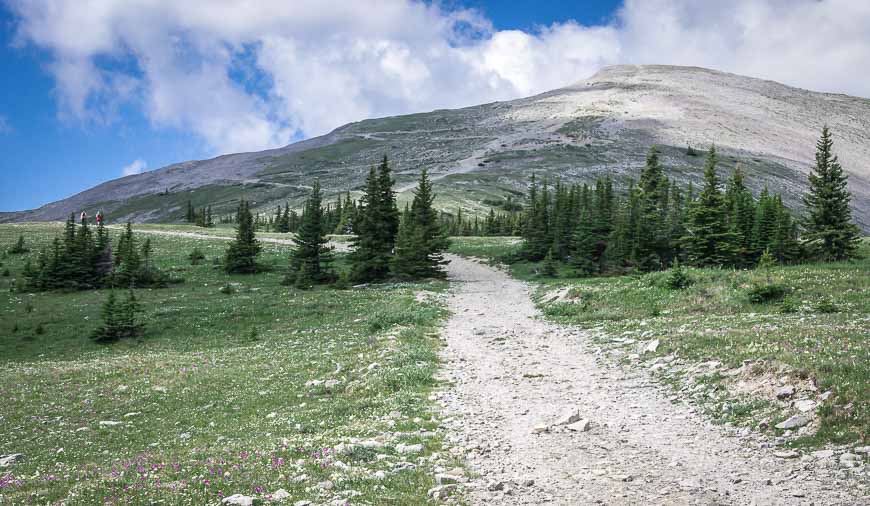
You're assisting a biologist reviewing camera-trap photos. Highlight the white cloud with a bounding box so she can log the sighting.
[7,0,870,155]
[121,159,147,176]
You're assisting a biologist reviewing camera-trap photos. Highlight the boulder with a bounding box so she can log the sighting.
[774,414,811,430]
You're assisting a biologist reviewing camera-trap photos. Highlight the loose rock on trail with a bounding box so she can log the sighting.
[436,255,864,505]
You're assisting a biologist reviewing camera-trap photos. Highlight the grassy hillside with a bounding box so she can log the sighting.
[449,237,870,448]
[0,224,454,505]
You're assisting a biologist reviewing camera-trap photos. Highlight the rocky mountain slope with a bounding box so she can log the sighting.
[4,65,869,230]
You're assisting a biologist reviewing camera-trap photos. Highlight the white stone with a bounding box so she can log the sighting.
[554,410,581,426]
[222,494,254,506]
[532,423,550,434]
[794,400,816,413]
[0,454,24,467]
[99,420,122,427]
[271,489,291,501]
[566,419,591,432]
[396,443,423,455]
[644,339,660,354]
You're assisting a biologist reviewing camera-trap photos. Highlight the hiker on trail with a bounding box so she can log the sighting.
[96,211,103,225]
[80,211,87,225]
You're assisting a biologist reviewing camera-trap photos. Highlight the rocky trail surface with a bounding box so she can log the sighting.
[436,255,865,505]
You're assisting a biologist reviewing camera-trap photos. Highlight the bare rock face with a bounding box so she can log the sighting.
[6,65,870,229]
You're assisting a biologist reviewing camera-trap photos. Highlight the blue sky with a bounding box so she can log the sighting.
[1,0,868,212]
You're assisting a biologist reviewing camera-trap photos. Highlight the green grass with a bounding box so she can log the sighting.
[451,235,870,448]
[447,236,522,262]
[0,223,455,505]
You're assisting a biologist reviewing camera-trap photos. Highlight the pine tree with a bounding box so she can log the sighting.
[206,206,214,228]
[8,235,28,254]
[92,291,121,343]
[287,181,335,287]
[391,169,450,279]
[350,160,398,283]
[682,147,739,267]
[224,200,261,274]
[635,147,668,271]
[541,247,558,277]
[377,155,400,247]
[802,126,861,260]
[186,200,195,223]
[521,175,550,261]
[725,165,757,266]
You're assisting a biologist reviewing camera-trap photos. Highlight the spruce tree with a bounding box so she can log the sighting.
[521,175,550,261]
[224,200,261,274]
[350,160,398,283]
[287,181,335,287]
[635,147,668,270]
[682,147,739,267]
[802,126,861,260]
[725,165,756,266]
[391,169,450,279]
[8,235,28,255]
[377,155,400,247]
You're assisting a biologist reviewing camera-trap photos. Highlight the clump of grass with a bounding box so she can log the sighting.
[34,323,45,335]
[219,283,236,295]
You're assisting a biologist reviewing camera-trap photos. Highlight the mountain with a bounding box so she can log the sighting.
[4,65,870,230]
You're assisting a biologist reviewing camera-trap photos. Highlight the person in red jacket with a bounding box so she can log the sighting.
[95,211,103,225]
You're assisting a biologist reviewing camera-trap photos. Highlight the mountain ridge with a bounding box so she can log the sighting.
[4,64,869,230]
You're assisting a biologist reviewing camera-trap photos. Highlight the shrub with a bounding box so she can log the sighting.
[664,261,693,290]
[780,297,799,314]
[219,283,236,295]
[814,299,840,314]
[188,248,206,265]
[747,283,788,304]
[1,268,9,277]
[34,323,45,335]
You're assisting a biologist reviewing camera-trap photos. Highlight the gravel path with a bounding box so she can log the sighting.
[437,255,864,505]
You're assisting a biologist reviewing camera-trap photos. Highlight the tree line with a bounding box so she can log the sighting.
[519,126,861,275]
[224,156,450,287]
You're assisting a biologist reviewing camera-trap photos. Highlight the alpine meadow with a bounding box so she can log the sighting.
[1,1,869,505]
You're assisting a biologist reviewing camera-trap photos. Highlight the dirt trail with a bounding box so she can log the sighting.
[437,255,863,505]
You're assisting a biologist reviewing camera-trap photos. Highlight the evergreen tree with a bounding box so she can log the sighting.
[802,126,861,260]
[682,147,739,267]
[521,175,550,260]
[635,147,668,270]
[391,169,450,279]
[92,290,143,343]
[376,155,400,246]
[224,200,261,274]
[8,235,29,254]
[725,165,757,266]
[286,181,335,287]
[186,200,195,223]
[350,160,398,283]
